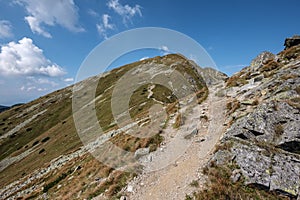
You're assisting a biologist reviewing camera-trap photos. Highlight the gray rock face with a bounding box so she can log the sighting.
[211,40,300,198]
[218,142,300,197]
[196,67,228,85]
[224,101,300,150]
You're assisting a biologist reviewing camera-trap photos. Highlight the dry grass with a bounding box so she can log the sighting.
[194,164,288,200]
[259,60,281,73]
[280,45,300,60]
[286,97,300,111]
[226,99,241,116]
[294,86,300,95]
[173,113,184,128]
[226,74,248,87]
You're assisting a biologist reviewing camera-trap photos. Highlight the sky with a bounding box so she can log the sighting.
[0,0,299,105]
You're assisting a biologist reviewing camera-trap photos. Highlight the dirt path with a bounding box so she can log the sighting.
[127,83,227,200]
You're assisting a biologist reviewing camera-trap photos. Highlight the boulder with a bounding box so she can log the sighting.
[284,35,300,49]
[134,147,150,158]
[250,51,275,71]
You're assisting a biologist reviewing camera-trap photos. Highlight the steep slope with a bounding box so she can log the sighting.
[195,38,300,199]
[0,54,208,199]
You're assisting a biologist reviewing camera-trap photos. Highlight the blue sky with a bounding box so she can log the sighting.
[0,0,299,105]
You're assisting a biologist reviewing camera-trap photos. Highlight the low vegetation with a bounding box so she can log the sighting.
[193,163,288,200]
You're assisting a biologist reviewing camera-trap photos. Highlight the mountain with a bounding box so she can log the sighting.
[0,54,208,199]
[0,106,9,113]
[0,37,299,200]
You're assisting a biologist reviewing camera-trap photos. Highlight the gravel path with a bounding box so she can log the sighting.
[127,83,227,200]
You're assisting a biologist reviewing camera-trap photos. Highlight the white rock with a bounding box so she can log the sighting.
[127,185,133,193]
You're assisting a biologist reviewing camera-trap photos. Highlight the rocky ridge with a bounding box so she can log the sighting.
[210,38,300,198]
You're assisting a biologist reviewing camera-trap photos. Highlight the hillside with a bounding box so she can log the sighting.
[0,54,208,199]
[0,37,299,200]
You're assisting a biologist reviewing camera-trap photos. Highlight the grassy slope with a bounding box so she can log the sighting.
[0,54,208,199]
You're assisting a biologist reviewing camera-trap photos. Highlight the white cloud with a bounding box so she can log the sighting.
[0,37,66,77]
[139,56,149,61]
[26,77,59,87]
[96,14,114,39]
[88,9,99,18]
[0,20,13,39]
[64,77,74,82]
[107,0,142,24]
[160,45,169,52]
[102,14,114,30]
[159,45,171,55]
[16,0,84,38]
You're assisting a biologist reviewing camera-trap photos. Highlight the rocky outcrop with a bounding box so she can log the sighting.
[211,38,300,198]
[224,101,300,150]
[285,35,300,49]
[184,57,228,85]
[250,51,275,71]
[196,67,228,85]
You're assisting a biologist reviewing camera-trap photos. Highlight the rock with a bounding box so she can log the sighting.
[241,100,254,105]
[134,148,150,158]
[196,137,206,143]
[231,169,242,183]
[210,149,233,165]
[284,35,300,49]
[95,177,101,182]
[120,196,127,200]
[250,51,275,71]
[270,154,300,196]
[224,101,300,149]
[184,129,198,139]
[254,75,264,82]
[127,185,133,193]
[232,143,272,187]
[194,66,228,85]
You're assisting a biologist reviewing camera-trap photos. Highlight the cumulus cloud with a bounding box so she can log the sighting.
[107,0,142,24]
[0,37,65,77]
[15,0,84,38]
[96,14,114,39]
[0,20,13,39]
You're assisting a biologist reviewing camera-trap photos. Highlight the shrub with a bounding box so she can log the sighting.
[190,180,199,187]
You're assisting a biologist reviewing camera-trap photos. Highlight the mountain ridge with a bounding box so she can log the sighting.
[0,37,300,199]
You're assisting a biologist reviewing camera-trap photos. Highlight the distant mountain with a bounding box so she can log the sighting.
[0,105,9,113]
